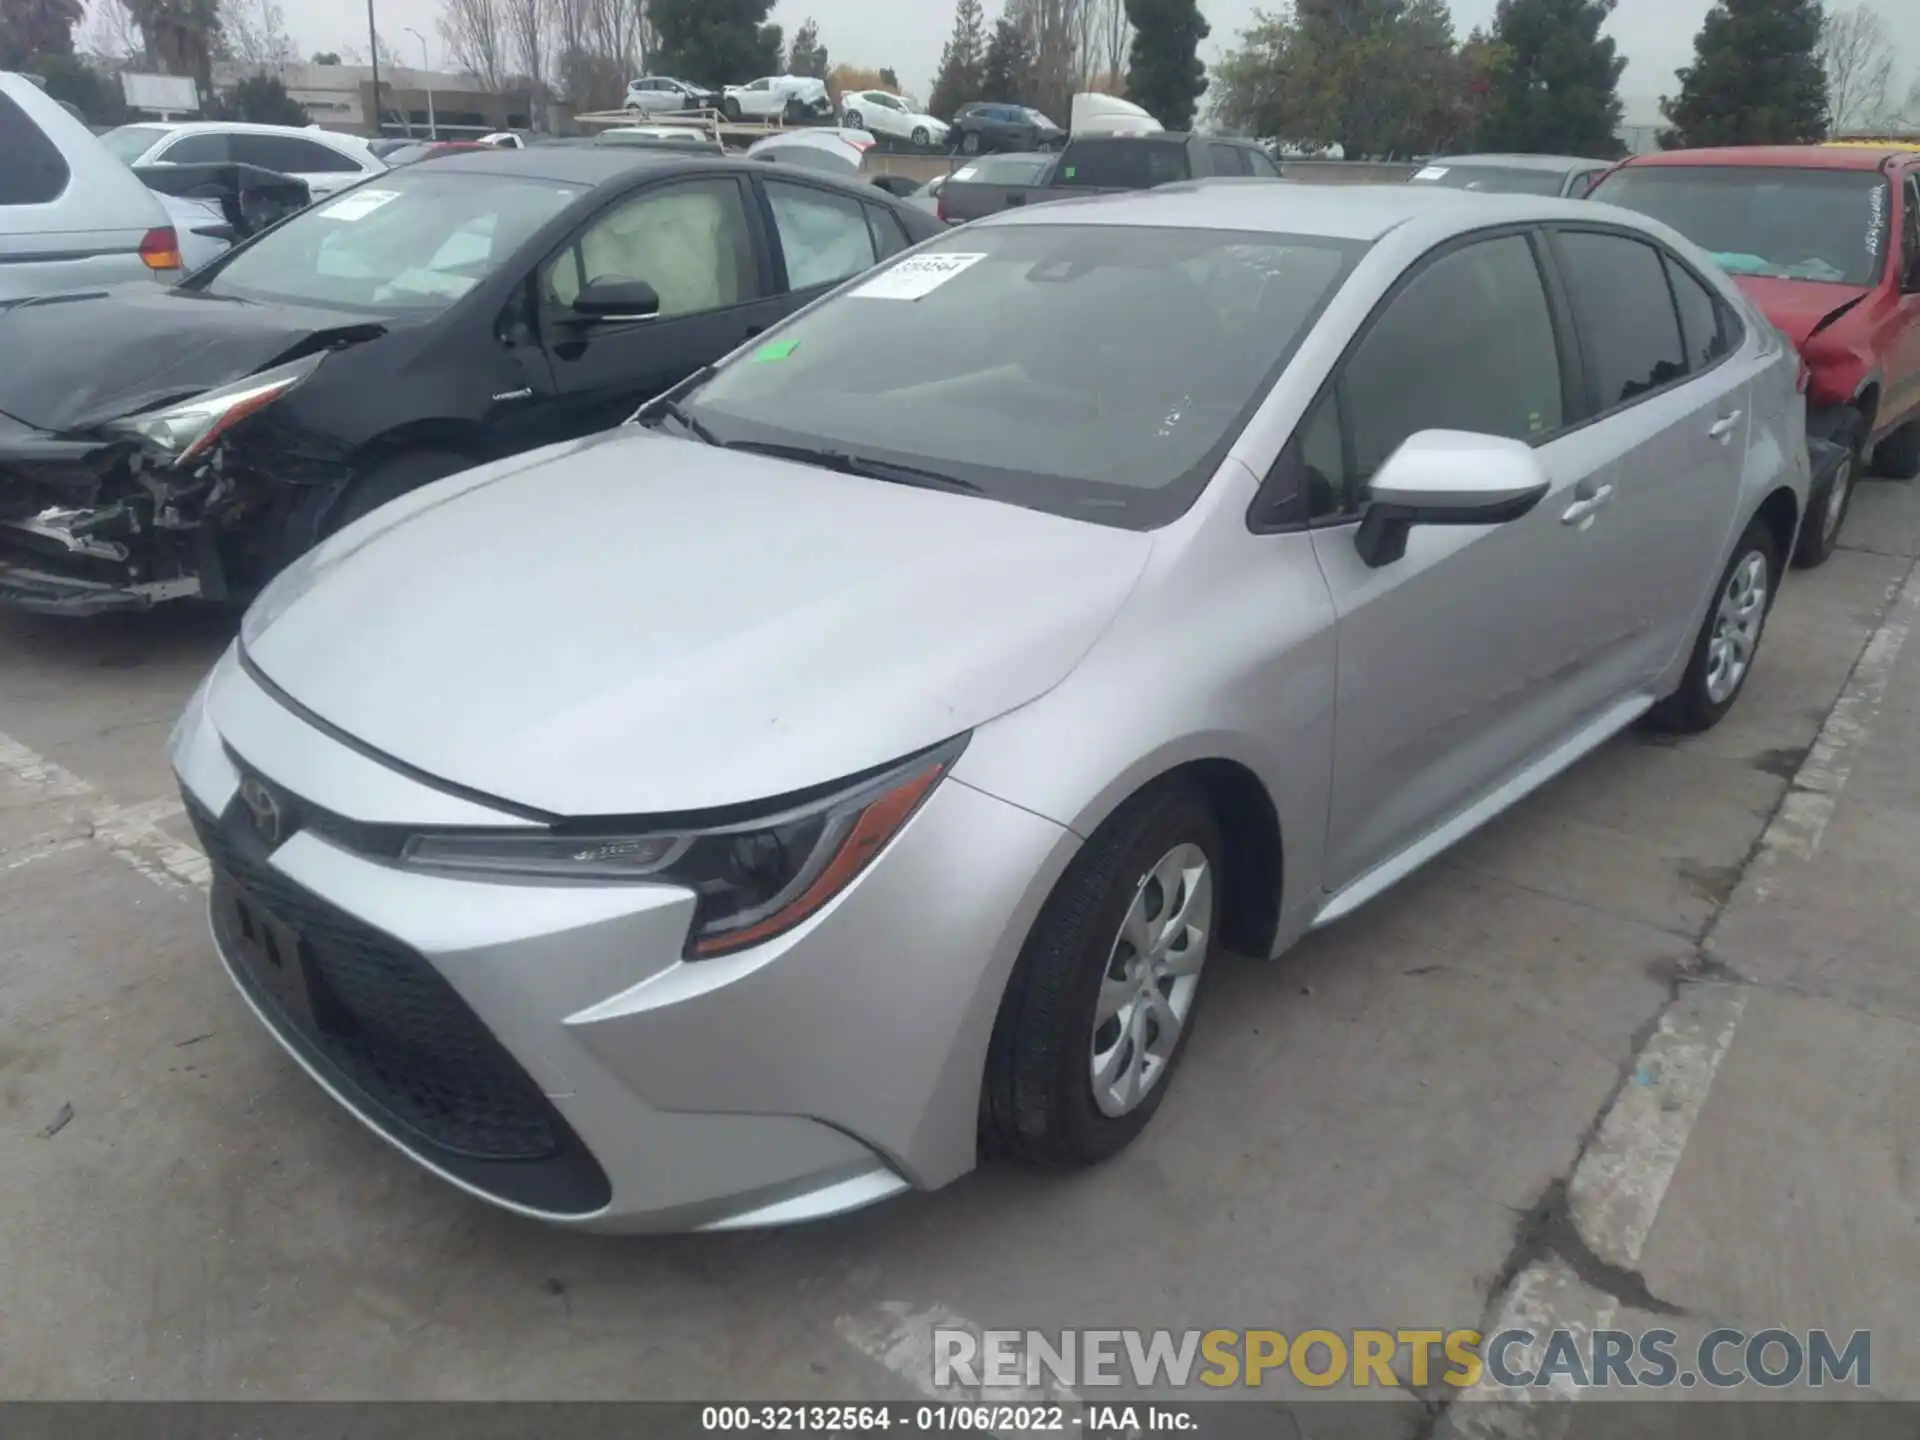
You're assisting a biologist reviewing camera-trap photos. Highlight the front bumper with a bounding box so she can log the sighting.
[171,645,1077,1231]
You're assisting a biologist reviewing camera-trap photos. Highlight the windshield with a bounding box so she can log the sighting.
[101,124,166,164]
[1589,165,1891,286]
[1411,163,1565,196]
[198,169,583,314]
[679,225,1364,529]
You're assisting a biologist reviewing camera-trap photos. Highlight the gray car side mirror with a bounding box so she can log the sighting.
[1355,430,1552,569]
[572,277,662,323]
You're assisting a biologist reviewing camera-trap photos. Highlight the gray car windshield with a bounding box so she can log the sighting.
[1590,165,1891,286]
[1413,164,1565,196]
[197,170,584,313]
[682,225,1364,529]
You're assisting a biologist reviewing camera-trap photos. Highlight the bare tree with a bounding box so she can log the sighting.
[1818,4,1896,133]
[1095,0,1128,89]
[502,0,551,92]
[83,0,145,59]
[220,0,295,70]
[440,0,508,89]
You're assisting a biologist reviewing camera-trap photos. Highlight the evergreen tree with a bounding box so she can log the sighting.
[1477,0,1625,155]
[651,0,782,86]
[929,0,988,117]
[0,0,83,67]
[980,7,1034,105]
[1660,0,1828,147]
[1125,0,1210,130]
[785,17,828,78]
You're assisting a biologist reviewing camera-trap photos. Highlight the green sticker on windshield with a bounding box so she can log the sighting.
[751,339,799,362]
[1063,165,1077,179]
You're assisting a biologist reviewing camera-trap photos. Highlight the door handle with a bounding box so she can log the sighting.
[1708,410,1743,440]
[1561,483,1615,526]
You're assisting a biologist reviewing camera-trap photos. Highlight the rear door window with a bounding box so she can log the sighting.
[1664,255,1737,371]
[1247,149,1282,178]
[159,132,231,164]
[765,178,879,290]
[1058,139,1189,189]
[231,134,364,174]
[0,91,71,206]
[1554,229,1689,409]
[1207,142,1252,177]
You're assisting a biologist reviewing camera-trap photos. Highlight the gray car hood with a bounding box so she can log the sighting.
[244,429,1153,817]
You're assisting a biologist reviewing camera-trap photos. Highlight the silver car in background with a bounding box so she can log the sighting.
[171,184,1808,1232]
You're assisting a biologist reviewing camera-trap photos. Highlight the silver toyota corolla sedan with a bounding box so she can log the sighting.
[170,183,1810,1232]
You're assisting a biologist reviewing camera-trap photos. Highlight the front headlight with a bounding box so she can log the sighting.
[108,351,323,466]
[400,735,967,958]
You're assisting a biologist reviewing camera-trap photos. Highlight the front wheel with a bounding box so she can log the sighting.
[911,125,930,147]
[1875,418,1920,481]
[982,780,1223,1166]
[844,109,864,130]
[720,96,742,121]
[1795,411,1864,568]
[1647,514,1780,734]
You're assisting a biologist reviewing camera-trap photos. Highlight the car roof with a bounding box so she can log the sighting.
[1621,144,1905,171]
[429,145,912,208]
[1426,152,1606,171]
[984,178,1602,240]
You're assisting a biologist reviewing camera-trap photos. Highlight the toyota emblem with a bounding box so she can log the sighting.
[239,776,283,846]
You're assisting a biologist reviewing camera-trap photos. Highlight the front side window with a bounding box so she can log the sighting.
[231,134,363,174]
[205,168,583,314]
[0,92,70,206]
[161,132,231,164]
[1208,143,1252,177]
[766,180,878,289]
[1555,230,1687,408]
[1247,149,1282,179]
[1589,165,1891,287]
[682,224,1364,529]
[1338,234,1564,505]
[543,177,757,317]
[1904,174,1919,278]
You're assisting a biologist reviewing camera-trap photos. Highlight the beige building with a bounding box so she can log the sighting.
[210,61,534,137]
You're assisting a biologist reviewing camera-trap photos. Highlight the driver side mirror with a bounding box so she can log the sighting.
[1354,430,1552,569]
[570,277,661,323]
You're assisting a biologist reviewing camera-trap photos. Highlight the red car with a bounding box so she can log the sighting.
[1590,144,1920,565]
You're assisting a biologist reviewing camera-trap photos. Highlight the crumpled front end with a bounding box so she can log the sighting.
[0,405,343,617]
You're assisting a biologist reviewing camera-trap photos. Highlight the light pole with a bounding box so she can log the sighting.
[366,0,380,138]
[405,26,436,138]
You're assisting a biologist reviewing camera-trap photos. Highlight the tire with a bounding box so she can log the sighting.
[911,125,930,148]
[1874,418,1920,481]
[1794,411,1864,569]
[844,109,864,130]
[982,780,1224,1167]
[325,448,473,536]
[960,130,982,155]
[1647,513,1781,734]
[721,96,742,122]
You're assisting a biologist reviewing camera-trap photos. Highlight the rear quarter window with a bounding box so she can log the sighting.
[0,92,72,206]
[1057,139,1190,189]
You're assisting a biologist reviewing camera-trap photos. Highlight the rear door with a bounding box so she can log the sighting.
[1543,224,1753,694]
[756,174,889,303]
[528,174,787,438]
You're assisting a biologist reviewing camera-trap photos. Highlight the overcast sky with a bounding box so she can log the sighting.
[271,0,1920,125]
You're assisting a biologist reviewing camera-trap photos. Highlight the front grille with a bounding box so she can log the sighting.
[190,795,611,1215]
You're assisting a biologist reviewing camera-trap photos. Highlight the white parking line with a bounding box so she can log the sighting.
[1443,560,1920,1433]
[0,732,209,893]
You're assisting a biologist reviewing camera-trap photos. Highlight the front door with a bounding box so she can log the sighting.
[531,175,788,439]
[1304,229,1605,892]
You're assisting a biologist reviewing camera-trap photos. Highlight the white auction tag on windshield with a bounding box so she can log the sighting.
[1412,165,1448,181]
[850,252,987,300]
[319,188,401,222]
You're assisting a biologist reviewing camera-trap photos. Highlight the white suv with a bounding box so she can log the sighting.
[839,91,950,149]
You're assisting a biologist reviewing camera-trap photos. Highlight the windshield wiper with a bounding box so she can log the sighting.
[642,396,720,447]
[720,440,984,495]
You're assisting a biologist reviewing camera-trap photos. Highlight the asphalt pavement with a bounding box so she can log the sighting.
[2,475,1917,1419]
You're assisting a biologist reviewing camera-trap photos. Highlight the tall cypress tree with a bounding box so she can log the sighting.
[1125,0,1210,130]
[1660,0,1828,147]
[1478,0,1626,155]
[929,0,988,118]
[980,8,1035,106]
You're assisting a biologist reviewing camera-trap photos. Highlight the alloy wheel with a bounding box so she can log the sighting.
[1821,452,1854,544]
[1705,549,1768,705]
[1089,843,1213,1118]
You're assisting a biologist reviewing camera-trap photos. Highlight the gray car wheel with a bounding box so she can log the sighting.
[1648,512,1780,734]
[911,125,930,147]
[983,779,1223,1166]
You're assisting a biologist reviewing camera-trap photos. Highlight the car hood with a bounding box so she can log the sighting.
[1732,275,1874,351]
[243,429,1154,817]
[0,286,384,433]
